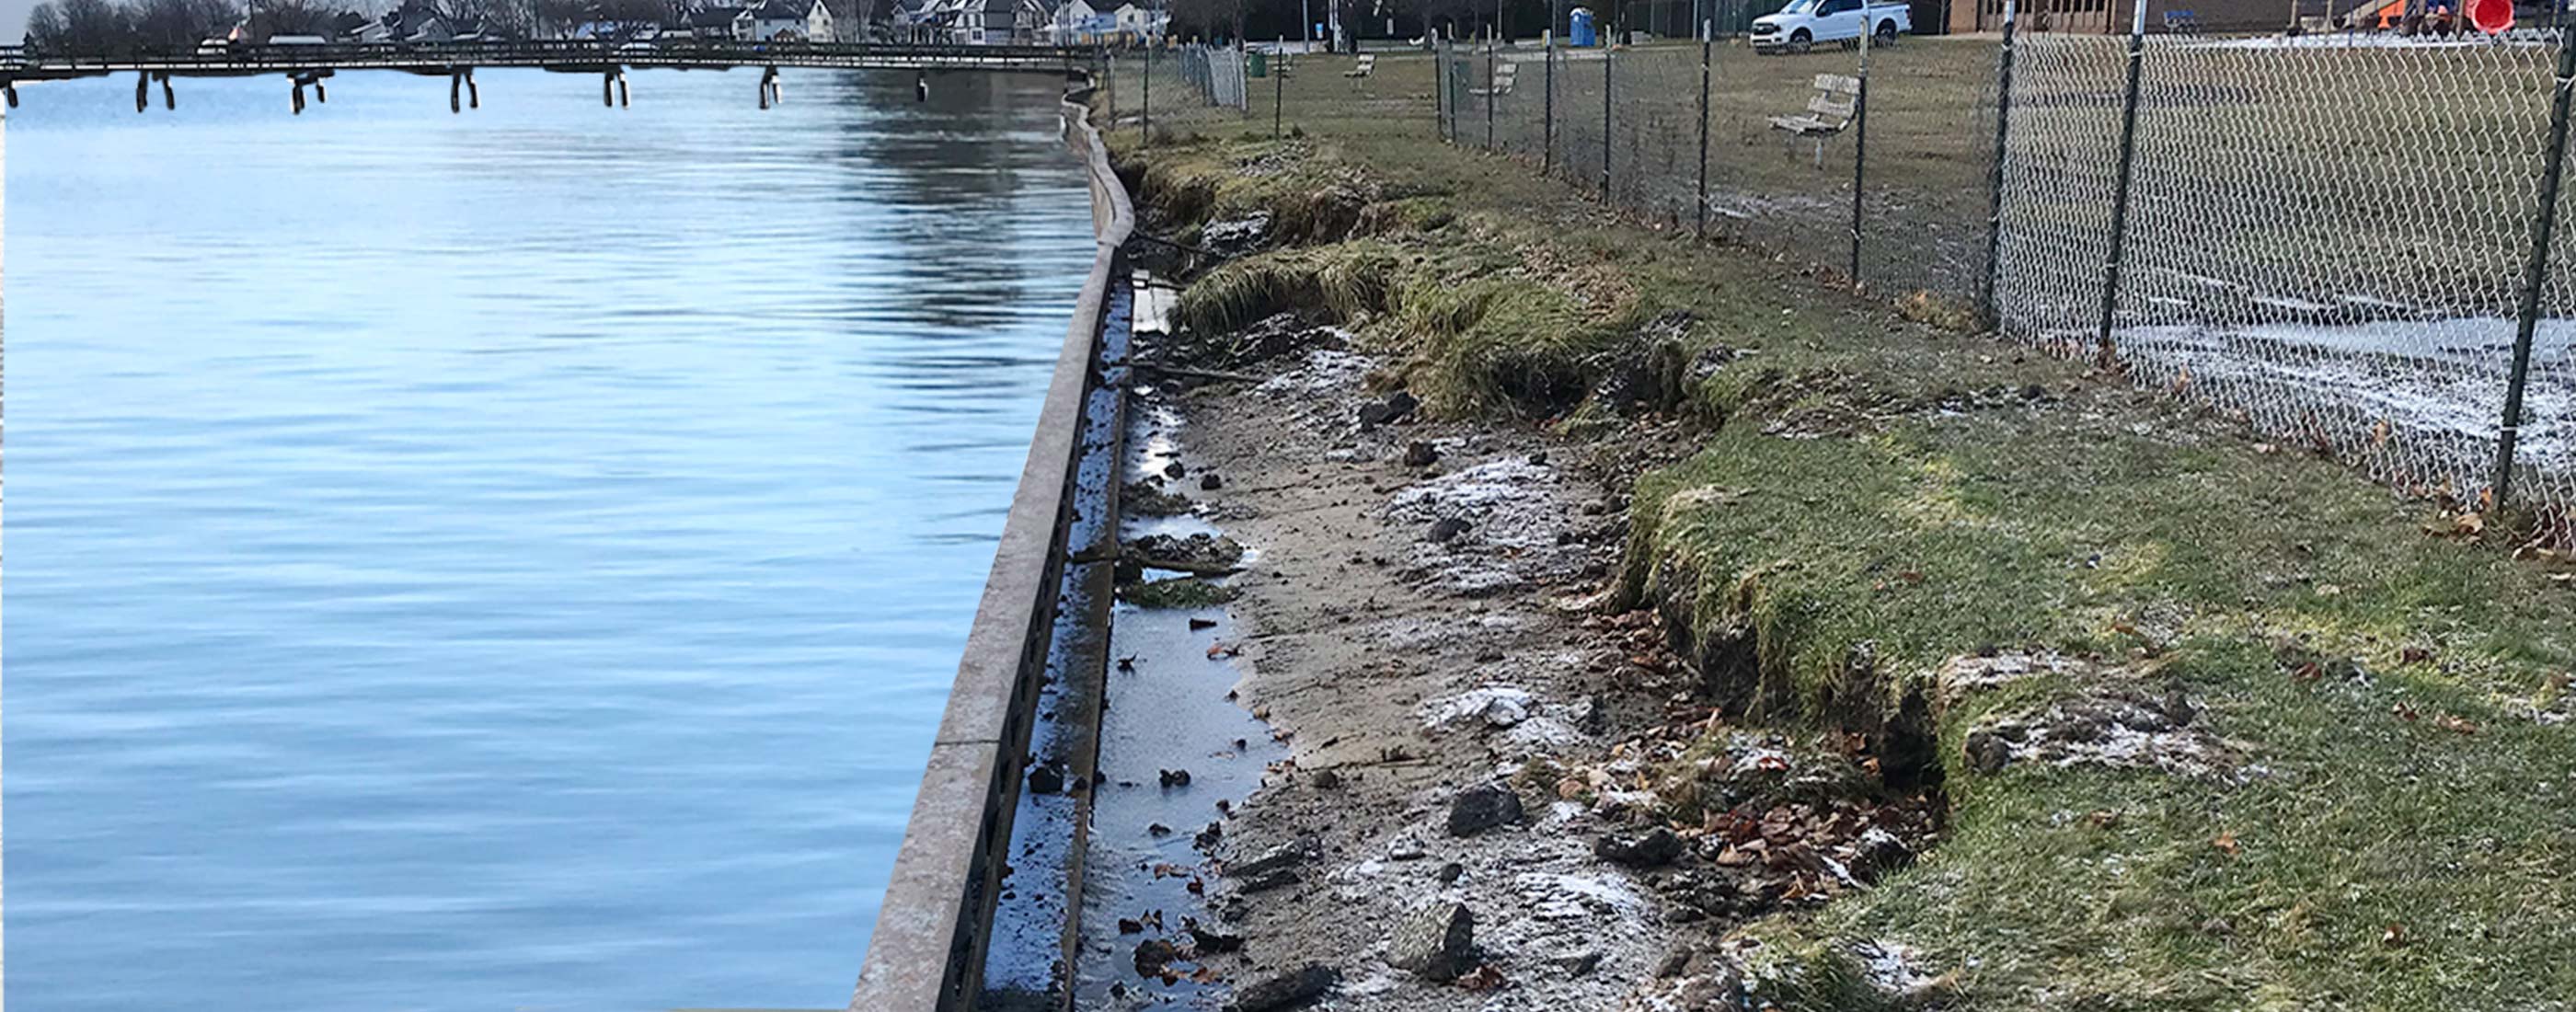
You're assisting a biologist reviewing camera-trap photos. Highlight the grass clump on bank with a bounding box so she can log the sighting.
[1117,132,1674,420]
[1171,242,1400,335]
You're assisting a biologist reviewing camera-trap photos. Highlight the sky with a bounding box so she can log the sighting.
[3,0,29,41]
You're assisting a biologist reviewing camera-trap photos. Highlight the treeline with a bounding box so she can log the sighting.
[24,0,256,53]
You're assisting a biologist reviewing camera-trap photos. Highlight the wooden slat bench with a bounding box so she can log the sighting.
[1767,72,1858,167]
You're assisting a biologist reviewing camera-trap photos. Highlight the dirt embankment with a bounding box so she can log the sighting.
[1098,240,1947,1011]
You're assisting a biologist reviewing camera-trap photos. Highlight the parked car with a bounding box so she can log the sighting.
[1750,0,1908,54]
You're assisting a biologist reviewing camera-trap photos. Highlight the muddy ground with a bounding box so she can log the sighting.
[1089,308,1938,1011]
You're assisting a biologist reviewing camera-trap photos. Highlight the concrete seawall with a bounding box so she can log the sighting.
[845,86,1133,1012]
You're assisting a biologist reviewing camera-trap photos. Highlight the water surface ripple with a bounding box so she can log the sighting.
[5,67,1094,1012]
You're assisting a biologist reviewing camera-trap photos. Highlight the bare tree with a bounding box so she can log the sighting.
[591,0,666,35]
[441,0,535,38]
[130,0,242,52]
[33,0,137,52]
[25,2,70,47]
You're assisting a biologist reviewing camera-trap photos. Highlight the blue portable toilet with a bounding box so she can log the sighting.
[1569,6,1597,46]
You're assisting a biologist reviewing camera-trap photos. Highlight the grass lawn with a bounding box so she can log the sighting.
[1096,51,2576,1006]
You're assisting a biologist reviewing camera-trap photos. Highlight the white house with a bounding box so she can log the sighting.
[946,0,1018,43]
[678,6,755,39]
[1050,0,1101,43]
[1111,2,1167,40]
[747,0,833,40]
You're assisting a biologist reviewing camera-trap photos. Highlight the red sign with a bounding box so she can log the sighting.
[2470,0,2513,34]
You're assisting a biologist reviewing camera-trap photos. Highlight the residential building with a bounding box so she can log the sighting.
[748,0,834,40]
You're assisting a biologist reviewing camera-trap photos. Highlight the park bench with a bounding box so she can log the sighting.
[1344,53,1375,78]
[1767,73,1858,167]
[1468,60,1517,97]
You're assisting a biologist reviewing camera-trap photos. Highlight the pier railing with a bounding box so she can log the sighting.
[0,40,1098,78]
[846,84,1133,1012]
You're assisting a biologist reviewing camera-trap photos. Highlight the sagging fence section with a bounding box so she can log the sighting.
[1144,25,2575,539]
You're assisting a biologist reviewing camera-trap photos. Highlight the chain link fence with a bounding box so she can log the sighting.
[1437,33,1997,298]
[1101,42,1249,142]
[1999,29,2575,537]
[1134,21,2576,536]
[1396,24,2576,539]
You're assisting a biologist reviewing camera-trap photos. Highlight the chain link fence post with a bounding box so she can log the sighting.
[1980,0,2018,332]
[2095,0,2149,363]
[1143,36,1153,145]
[1696,15,1711,240]
[1273,36,1284,138]
[1487,21,1498,149]
[1601,12,1614,201]
[1545,8,1558,174]
[1849,2,1871,281]
[2496,22,2576,513]
[1438,31,1451,143]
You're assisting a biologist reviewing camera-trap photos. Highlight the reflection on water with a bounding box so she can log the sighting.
[5,67,1094,1011]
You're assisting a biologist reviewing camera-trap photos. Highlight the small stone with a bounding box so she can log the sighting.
[1964,730,2011,774]
[1427,517,1473,544]
[1190,924,1247,952]
[1851,826,1913,881]
[1386,901,1476,981]
[1547,949,1604,977]
[1225,963,1338,1012]
[1311,768,1342,790]
[1027,764,1065,795]
[1148,822,1172,836]
[1164,460,1188,478]
[1446,782,1524,836]
[1241,867,1300,891]
[1404,440,1440,467]
[1358,390,1420,427]
[1202,472,1225,490]
[1160,768,1193,788]
[1528,451,1549,466]
[1133,937,1180,976]
[1436,861,1466,884]
[1230,839,1310,880]
[1594,826,1685,868]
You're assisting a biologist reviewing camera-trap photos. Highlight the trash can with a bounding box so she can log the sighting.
[1569,7,1597,46]
[1248,50,1269,77]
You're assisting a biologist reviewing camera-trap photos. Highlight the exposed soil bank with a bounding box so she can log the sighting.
[1089,108,2576,1011]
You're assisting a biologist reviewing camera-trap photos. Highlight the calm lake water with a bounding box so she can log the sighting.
[5,67,1095,1011]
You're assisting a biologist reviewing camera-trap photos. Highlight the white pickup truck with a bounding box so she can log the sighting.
[1751,0,1911,53]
